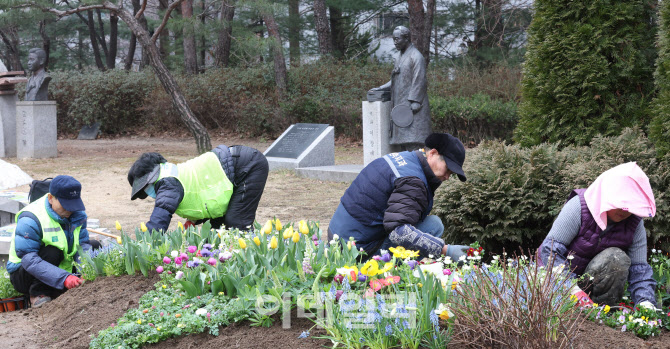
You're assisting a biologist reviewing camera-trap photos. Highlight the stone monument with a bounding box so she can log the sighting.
[364,25,432,161]
[16,48,57,159]
[264,123,334,170]
[0,59,27,158]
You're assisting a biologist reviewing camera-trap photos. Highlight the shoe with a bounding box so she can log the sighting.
[31,295,51,308]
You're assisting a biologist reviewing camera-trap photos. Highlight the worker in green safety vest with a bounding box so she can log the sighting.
[127,145,269,232]
[6,176,98,308]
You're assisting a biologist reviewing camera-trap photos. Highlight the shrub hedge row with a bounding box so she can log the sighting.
[433,128,670,255]
[43,62,520,142]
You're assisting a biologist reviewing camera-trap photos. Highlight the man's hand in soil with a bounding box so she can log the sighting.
[64,275,83,289]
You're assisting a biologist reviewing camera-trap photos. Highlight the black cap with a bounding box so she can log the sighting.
[424,133,466,182]
[49,175,86,212]
[130,165,159,200]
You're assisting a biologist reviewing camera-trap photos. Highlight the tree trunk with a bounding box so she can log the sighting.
[0,26,23,71]
[182,0,199,74]
[288,0,300,66]
[407,0,428,62]
[96,9,110,62]
[87,10,106,70]
[158,0,170,59]
[115,6,211,153]
[125,33,137,70]
[423,0,435,64]
[39,20,51,68]
[107,13,118,69]
[130,0,150,69]
[328,6,345,58]
[263,12,287,99]
[215,0,235,67]
[313,0,332,56]
[77,29,83,70]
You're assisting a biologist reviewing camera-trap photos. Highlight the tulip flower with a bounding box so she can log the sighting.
[270,236,278,249]
[253,236,261,246]
[163,256,172,264]
[141,222,148,232]
[406,260,418,270]
[116,236,122,245]
[238,238,247,249]
[207,258,217,266]
[115,220,122,231]
[188,246,197,254]
[156,266,164,273]
[334,274,344,284]
[292,231,301,243]
[175,271,184,280]
[175,257,182,265]
[262,220,273,235]
[347,241,352,251]
[380,253,392,263]
[358,274,368,282]
[283,226,294,239]
[335,290,344,301]
[178,221,184,231]
[180,252,189,260]
[299,220,309,235]
[273,218,283,231]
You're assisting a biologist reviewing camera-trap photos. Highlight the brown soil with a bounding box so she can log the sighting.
[1,136,669,348]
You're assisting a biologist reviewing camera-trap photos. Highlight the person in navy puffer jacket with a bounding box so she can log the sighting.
[328,133,470,260]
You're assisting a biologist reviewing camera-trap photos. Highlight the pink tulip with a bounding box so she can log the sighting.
[188,246,197,254]
[156,266,164,273]
[163,256,172,264]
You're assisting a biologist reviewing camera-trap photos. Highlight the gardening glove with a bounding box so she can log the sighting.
[184,220,195,230]
[639,301,661,312]
[64,275,83,289]
[571,288,593,308]
[444,244,469,263]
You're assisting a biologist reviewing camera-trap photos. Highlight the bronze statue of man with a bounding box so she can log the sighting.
[25,48,51,101]
[369,26,432,150]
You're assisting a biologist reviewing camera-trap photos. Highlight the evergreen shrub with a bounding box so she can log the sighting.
[434,128,670,254]
[515,0,657,147]
[651,0,670,157]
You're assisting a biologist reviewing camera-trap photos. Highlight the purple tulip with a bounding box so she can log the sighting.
[156,266,164,273]
[443,269,452,276]
[358,274,368,282]
[380,253,392,263]
[163,256,172,264]
[335,290,344,301]
[175,271,184,280]
[334,274,344,284]
[188,246,197,254]
[207,258,217,266]
[407,260,418,270]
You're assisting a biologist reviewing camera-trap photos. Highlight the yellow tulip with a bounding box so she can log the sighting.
[274,218,283,231]
[140,222,148,232]
[270,236,278,249]
[115,220,122,231]
[263,220,273,235]
[292,231,300,243]
[347,241,352,251]
[361,260,380,276]
[238,238,247,249]
[283,226,294,239]
[178,221,184,231]
[254,236,261,246]
[116,236,123,244]
[299,220,309,235]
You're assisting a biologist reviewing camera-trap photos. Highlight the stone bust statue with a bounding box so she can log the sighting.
[25,48,51,101]
[368,26,432,150]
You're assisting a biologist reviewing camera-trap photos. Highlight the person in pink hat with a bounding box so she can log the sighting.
[539,162,657,308]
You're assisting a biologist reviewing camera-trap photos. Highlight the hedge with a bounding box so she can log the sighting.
[433,128,670,255]
[39,61,520,143]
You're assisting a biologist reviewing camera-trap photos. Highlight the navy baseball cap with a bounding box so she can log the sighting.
[49,175,86,212]
[424,133,467,182]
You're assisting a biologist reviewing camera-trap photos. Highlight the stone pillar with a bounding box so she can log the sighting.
[16,101,57,159]
[0,91,19,158]
[362,100,399,165]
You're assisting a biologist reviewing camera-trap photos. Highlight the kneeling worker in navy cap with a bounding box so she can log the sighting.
[7,175,97,308]
[328,133,471,260]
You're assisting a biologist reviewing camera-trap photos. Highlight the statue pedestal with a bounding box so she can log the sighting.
[362,100,399,165]
[16,101,57,159]
[0,92,18,158]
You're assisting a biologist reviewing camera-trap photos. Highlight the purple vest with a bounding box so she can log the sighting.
[567,189,640,275]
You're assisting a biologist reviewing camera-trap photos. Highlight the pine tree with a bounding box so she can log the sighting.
[515,0,658,147]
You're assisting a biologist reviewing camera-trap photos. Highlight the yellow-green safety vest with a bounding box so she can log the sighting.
[8,195,82,273]
[157,151,234,221]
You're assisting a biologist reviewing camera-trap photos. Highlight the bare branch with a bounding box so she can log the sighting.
[135,0,147,19]
[151,0,184,43]
[17,1,116,17]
